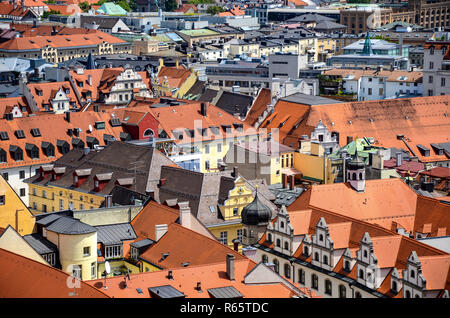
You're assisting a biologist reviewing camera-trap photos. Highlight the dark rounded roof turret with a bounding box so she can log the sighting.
[241,191,271,226]
[348,150,365,170]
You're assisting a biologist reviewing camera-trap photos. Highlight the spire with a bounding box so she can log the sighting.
[362,32,373,56]
[86,53,96,70]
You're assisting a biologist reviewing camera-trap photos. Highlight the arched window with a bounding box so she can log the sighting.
[143,128,154,137]
[267,233,272,242]
[311,274,318,290]
[284,263,291,278]
[410,270,415,279]
[284,241,289,250]
[319,234,324,241]
[415,294,420,298]
[344,260,351,272]
[392,280,398,292]
[339,285,346,298]
[243,228,247,237]
[325,279,332,296]
[298,268,305,284]
[276,239,281,247]
[405,290,411,298]
[262,255,268,264]
[303,246,309,256]
[363,250,368,258]
[355,292,362,298]
[352,172,356,180]
[323,255,328,265]
[314,252,319,261]
[359,172,362,179]
[273,259,279,273]
[359,269,364,279]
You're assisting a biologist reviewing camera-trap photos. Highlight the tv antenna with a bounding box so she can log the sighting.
[129,160,146,192]
[104,261,111,289]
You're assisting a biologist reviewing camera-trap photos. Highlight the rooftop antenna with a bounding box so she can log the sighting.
[104,261,111,289]
[129,160,145,192]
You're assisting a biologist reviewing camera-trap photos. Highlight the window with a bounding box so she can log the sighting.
[217,143,222,153]
[405,290,411,298]
[72,265,82,279]
[205,160,210,170]
[267,233,272,242]
[303,246,309,256]
[280,221,284,229]
[233,207,238,216]
[262,254,268,263]
[105,245,122,259]
[314,252,319,261]
[0,195,5,205]
[284,263,291,278]
[319,234,324,241]
[276,239,281,247]
[42,190,47,198]
[204,144,209,154]
[359,269,364,279]
[2,173,7,181]
[344,260,351,272]
[441,77,446,87]
[298,269,305,284]
[19,170,25,179]
[355,292,362,298]
[273,259,279,273]
[20,188,26,197]
[368,88,372,95]
[363,250,368,258]
[429,75,433,84]
[237,229,242,242]
[410,270,415,278]
[219,231,228,245]
[323,255,328,265]
[284,241,289,250]
[339,285,346,298]
[311,274,318,290]
[42,204,47,212]
[91,262,96,278]
[429,61,434,69]
[83,246,90,256]
[325,279,332,296]
[392,280,398,293]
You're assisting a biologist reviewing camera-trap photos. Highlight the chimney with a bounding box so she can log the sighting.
[65,111,71,123]
[88,74,92,86]
[396,152,402,167]
[200,102,207,117]
[346,136,353,144]
[155,224,168,241]
[232,166,238,178]
[167,270,173,280]
[178,201,191,229]
[226,254,235,281]
[159,178,166,187]
[282,173,287,189]
[104,194,112,208]
[289,175,295,190]
[196,282,202,292]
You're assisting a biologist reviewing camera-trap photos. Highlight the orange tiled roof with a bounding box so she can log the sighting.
[244,88,271,126]
[0,111,126,169]
[288,179,418,233]
[45,4,81,15]
[418,255,450,291]
[23,0,47,6]
[413,196,450,237]
[261,95,450,163]
[157,65,192,89]
[0,96,29,117]
[0,31,126,51]
[9,24,98,37]
[0,2,34,17]
[288,0,308,7]
[26,81,80,111]
[87,259,298,298]
[138,223,246,269]
[0,248,109,298]
[323,68,423,83]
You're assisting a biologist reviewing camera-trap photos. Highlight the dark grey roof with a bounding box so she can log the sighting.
[23,233,57,255]
[198,88,219,103]
[213,90,253,118]
[208,286,243,298]
[241,192,271,226]
[148,285,185,298]
[130,238,154,249]
[287,13,335,23]
[35,213,63,226]
[314,20,347,30]
[80,16,123,29]
[95,223,137,245]
[269,184,305,207]
[184,80,206,97]
[281,93,342,105]
[46,216,97,235]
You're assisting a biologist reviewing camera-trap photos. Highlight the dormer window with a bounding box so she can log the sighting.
[303,246,309,256]
[280,221,284,229]
[392,280,398,293]
[363,250,368,258]
[410,270,415,279]
[344,260,351,272]
[359,269,364,279]
[319,234,324,241]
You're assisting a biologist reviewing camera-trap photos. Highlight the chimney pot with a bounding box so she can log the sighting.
[200,102,207,117]
[226,254,235,281]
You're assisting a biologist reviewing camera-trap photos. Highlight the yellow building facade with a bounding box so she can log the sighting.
[28,183,105,214]
[0,175,35,235]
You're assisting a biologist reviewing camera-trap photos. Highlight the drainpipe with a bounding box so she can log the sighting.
[349,282,355,298]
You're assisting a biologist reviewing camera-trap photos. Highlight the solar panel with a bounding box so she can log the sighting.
[0,131,9,140]
[15,130,25,139]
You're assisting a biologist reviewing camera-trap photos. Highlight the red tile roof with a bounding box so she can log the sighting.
[413,196,450,237]
[87,259,298,298]
[244,88,271,126]
[0,248,109,298]
[157,65,192,89]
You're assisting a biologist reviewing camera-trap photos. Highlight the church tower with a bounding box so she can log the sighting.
[347,150,366,192]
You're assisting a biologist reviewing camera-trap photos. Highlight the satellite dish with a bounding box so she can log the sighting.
[88,124,93,132]
[105,261,111,274]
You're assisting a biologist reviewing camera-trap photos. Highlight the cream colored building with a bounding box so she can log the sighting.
[132,39,159,56]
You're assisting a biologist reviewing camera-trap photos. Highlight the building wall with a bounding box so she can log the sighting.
[47,230,97,281]
[207,222,243,251]
[0,175,35,235]
[423,45,450,96]
[1,164,41,206]
[28,183,105,214]
[97,259,140,279]
[293,152,333,184]
[173,72,198,99]
[73,206,143,227]
[218,177,254,221]
[0,226,47,264]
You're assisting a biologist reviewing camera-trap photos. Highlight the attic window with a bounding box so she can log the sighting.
[0,131,9,140]
[110,118,121,127]
[31,128,41,137]
[95,121,105,130]
[416,144,430,157]
[15,130,25,139]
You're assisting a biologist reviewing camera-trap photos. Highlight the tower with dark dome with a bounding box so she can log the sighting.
[241,187,271,246]
[347,150,366,192]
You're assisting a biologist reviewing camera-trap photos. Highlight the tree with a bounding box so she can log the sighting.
[189,0,214,4]
[165,0,178,12]
[79,1,91,12]
[206,5,224,15]
[116,0,130,11]
[42,9,60,19]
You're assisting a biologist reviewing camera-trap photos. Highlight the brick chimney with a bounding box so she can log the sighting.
[289,175,295,190]
[155,224,168,242]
